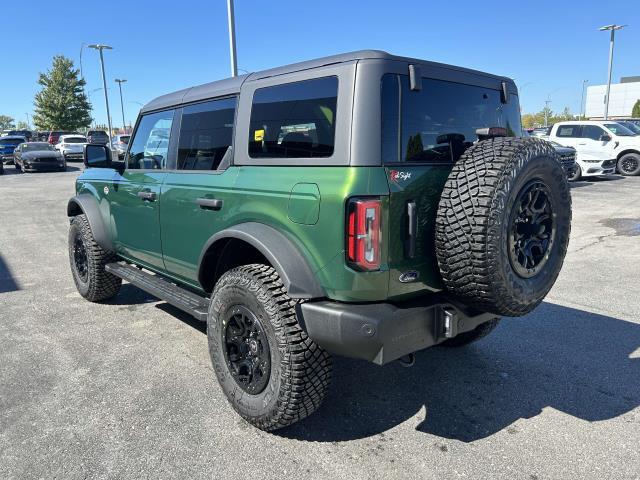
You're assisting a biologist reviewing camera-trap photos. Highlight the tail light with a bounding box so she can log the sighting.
[346,197,381,271]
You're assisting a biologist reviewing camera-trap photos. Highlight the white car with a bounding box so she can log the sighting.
[55,135,87,161]
[548,121,640,179]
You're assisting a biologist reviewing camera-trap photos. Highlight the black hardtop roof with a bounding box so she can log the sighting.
[141,50,514,113]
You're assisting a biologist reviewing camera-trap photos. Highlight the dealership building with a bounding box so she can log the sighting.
[585,76,640,119]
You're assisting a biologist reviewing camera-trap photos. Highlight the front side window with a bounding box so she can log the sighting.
[581,125,605,140]
[557,125,581,138]
[178,97,236,170]
[382,74,521,163]
[127,109,174,170]
[248,76,338,158]
[603,123,635,136]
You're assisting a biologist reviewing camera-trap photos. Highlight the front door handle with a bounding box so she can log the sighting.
[196,197,223,211]
[137,191,157,201]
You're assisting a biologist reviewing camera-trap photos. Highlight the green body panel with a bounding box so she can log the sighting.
[384,164,452,299]
[160,168,239,283]
[109,171,166,270]
[75,162,449,302]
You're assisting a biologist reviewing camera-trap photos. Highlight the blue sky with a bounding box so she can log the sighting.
[1,0,638,128]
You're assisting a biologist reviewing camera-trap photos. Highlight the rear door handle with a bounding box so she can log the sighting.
[137,191,157,201]
[196,198,223,211]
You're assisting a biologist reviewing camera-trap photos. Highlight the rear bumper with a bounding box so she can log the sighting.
[298,299,497,365]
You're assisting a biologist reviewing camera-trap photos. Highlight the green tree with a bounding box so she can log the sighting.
[33,55,92,131]
[632,99,640,118]
[0,115,15,130]
[16,120,29,130]
[405,134,424,161]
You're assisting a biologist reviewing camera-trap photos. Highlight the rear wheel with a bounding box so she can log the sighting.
[436,137,571,317]
[617,153,640,176]
[208,264,332,431]
[68,214,121,302]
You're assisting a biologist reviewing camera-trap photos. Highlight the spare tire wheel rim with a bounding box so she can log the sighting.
[222,305,271,395]
[508,179,556,278]
[73,233,89,283]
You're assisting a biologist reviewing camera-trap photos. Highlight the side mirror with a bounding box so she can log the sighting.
[600,134,612,142]
[84,144,113,168]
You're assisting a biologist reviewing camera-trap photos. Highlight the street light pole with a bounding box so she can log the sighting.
[227,0,238,77]
[88,44,114,142]
[599,24,626,120]
[115,79,127,133]
[544,99,552,127]
[580,80,589,120]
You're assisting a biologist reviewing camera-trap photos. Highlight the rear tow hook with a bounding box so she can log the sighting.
[398,353,416,368]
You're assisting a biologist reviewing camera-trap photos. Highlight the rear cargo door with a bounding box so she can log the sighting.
[381,73,522,299]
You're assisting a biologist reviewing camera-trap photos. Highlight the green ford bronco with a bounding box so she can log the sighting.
[68,50,571,431]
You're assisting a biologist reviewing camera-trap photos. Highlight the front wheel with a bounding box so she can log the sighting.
[567,164,581,181]
[68,214,121,302]
[208,264,332,431]
[617,153,640,176]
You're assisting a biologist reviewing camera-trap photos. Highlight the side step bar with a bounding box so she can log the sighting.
[105,262,210,321]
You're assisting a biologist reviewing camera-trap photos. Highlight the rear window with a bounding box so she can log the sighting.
[248,76,338,159]
[556,125,581,138]
[120,135,130,144]
[63,137,86,143]
[382,74,521,163]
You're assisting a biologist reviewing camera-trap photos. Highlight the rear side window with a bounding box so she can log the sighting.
[127,109,174,170]
[557,125,581,138]
[248,76,337,158]
[177,97,236,170]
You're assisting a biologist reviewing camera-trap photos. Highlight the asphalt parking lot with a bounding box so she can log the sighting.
[1,166,639,479]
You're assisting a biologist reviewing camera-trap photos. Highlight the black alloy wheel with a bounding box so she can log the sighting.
[619,154,640,175]
[222,305,271,395]
[73,234,89,283]
[508,179,556,278]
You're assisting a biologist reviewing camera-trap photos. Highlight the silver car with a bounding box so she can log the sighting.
[55,135,87,161]
[111,134,131,159]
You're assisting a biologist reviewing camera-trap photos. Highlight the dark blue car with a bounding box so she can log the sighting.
[0,136,27,172]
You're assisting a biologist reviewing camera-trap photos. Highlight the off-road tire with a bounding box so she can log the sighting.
[68,214,121,302]
[441,318,500,347]
[617,153,640,176]
[208,264,332,431]
[436,137,571,317]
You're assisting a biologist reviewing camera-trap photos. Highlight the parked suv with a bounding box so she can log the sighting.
[86,130,109,145]
[0,135,27,168]
[548,121,640,177]
[55,134,87,161]
[68,51,571,431]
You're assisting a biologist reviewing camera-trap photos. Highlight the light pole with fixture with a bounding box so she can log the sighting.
[599,24,626,120]
[115,79,127,133]
[580,80,589,120]
[227,0,238,77]
[88,44,114,141]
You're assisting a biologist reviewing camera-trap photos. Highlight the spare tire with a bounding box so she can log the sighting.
[435,137,571,317]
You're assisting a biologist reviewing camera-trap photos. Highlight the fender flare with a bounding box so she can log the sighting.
[67,194,113,251]
[198,222,325,299]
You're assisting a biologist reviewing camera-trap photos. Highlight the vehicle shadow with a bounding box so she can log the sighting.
[0,254,20,293]
[570,175,624,188]
[276,302,639,443]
